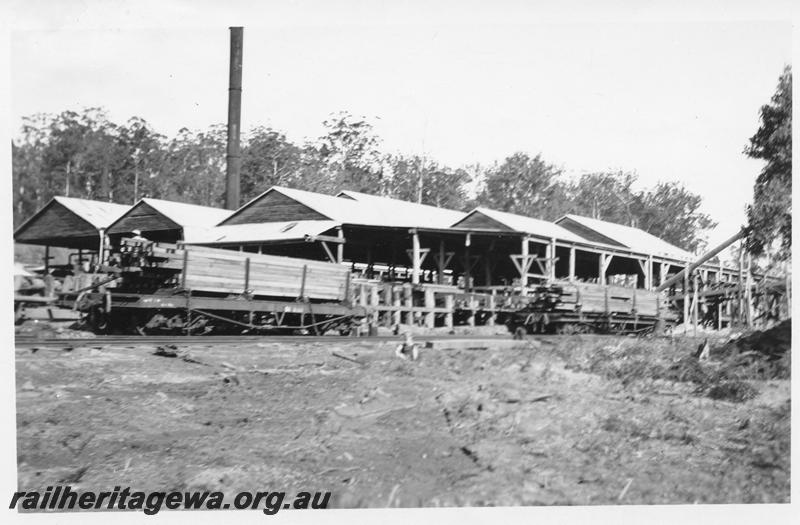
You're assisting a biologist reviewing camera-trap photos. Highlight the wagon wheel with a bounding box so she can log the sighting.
[87,305,109,333]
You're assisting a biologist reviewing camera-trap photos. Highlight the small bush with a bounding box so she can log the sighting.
[703,380,759,403]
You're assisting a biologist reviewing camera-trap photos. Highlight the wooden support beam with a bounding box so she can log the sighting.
[405,248,430,267]
[568,247,576,282]
[658,229,745,292]
[98,228,106,266]
[392,286,401,327]
[683,270,690,334]
[444,294,454,329]
[509,255,534,278]
[598,253,612,286]
[370,285,379,326]
[403,284,413,325]
[521,237,530,286]
[424,288,435,328]
[467,294,476,327]
[461,252,481,291]
[243,257,250,294]
[548,237,557,281]
[304,234,346,244]
[659,262,669,288]
[484,240,496,286]
[336,227,344,263]
[411,231,421,284]
[435,240,454,285]
[745,252,753,328]
[533,256,548,276]
[320,241,336,264]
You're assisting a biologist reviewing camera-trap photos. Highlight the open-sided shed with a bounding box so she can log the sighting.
[14,197,130,250]
[106,198,232,244]
[453,208,698,289]
[211,186,472,268]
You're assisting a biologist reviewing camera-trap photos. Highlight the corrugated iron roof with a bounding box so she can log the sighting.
[455,207,589,244]
[336,190,466,228]
[230,186,466,229]
[557,214,695,261]
[140,198,232,228]
[53,196,130,229]
[185,220,340,245]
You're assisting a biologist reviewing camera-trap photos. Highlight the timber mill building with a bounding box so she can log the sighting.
[14,185,776,331]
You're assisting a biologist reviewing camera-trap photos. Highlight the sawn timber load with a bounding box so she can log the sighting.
[507,281,676,335]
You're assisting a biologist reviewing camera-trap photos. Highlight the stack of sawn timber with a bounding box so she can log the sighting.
[552,281,659,317]
[150,243,349,301]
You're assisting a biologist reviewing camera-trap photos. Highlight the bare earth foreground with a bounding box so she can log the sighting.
[15,333,790,507]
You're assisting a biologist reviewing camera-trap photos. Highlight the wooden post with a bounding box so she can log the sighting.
[548,237,556,281]
[336,227,344,264]
[299,265,307,300]
[382,283,392,327]
[597,253,604,285]
[468,294,476,327]
[464,244,472,292]
[438,240,445,284]
[403,283,413,325]
[646,255,653,290]
[487,294,496,326]
[181,249,189,289]
[98,229,105,266]
[737,245,745,327]
[598,253,610,286]
[424,287,435,328]
[243,257,250,294]
[444,294,454,329]
[745,252,753,328]
[568,246,576,282]
[520,237,529,287]
[44,245,50,272]
[370,285,380,327]
[392,285,401,327]
[411,230,421,285]
[683,269,690,334]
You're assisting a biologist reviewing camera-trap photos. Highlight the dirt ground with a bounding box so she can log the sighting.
[15,332,790,507]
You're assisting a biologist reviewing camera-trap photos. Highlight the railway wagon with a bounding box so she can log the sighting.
[507,281,676,336]
[63,239,365,334]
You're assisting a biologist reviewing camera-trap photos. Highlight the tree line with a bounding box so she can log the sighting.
[13,108,720,252]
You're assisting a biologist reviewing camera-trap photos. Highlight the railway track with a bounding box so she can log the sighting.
[14,333,528,348]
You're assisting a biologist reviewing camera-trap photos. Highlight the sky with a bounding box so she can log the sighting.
[6,0,794,249]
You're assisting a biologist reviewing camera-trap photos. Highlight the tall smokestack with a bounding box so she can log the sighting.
[225,26,243,210]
